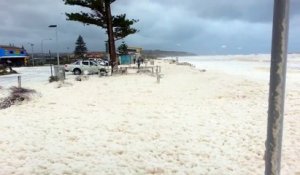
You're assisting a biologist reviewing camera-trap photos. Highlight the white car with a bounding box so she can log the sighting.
[64,60,109,75]
[97,59,109,66]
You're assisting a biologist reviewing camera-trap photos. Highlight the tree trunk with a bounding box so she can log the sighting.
[105,1,117,73]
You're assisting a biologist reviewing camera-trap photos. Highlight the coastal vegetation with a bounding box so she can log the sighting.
[0,87,36,110]
[0,64,17,76]
[117,41,128,55]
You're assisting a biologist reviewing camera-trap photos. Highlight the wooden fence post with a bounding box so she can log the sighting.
[17,76,21,88]
[50,64,53,76]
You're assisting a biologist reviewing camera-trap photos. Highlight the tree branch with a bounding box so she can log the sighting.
[66,12,105,27]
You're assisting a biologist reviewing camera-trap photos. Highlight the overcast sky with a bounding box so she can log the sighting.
[1,0,299,55]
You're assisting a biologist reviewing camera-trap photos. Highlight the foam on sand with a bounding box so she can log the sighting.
[0,56,299,175]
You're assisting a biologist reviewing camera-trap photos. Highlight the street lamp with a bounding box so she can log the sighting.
[67,47,70,63]
[48,25,59,65]
[28,43,34,66]
[41,38,52,59]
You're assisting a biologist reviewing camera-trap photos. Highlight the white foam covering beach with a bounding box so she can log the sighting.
[0,54,299,175]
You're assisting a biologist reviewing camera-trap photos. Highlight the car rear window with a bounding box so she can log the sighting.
[82,61,89,65]
[73,61,80,65]
[90,61,96,66]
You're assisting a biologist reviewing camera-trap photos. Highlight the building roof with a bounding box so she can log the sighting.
[0,56,28,59]
[85,52,106,58]
[127,47,142,54]
[0,45,28,59]
[0,45,25,50]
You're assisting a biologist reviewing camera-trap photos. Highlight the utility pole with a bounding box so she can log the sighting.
[28,43,34,66]
[41,38,52,60]
[67,47,70,63]
[265,0,290,175]
[48,25,60,65]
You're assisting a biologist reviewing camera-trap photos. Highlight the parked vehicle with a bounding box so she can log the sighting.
[64,60,109,75]
[97,59,109,66]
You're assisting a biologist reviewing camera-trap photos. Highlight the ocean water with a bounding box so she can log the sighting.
[165,54,300,82]
[1,55,299,87]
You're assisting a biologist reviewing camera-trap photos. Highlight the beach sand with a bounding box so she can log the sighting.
[0,59,299,175]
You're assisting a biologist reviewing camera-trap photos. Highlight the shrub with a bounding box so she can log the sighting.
[0,87,36,110]
[49,76,59,83]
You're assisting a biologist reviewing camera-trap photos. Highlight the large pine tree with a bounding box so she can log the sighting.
[63,0,138,71]
[74,35,88,58]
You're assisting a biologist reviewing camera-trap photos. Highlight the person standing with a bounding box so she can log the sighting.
[6,59,12,72]
[137,57,141,69]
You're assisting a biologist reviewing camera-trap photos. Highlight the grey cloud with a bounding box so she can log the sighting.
[113,0,299,53]
[156,0,300,23]
[1,0,107,52]
[0,0,299,54]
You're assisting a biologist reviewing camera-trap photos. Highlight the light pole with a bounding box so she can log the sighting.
[28,43,34,66]
[41,38,52,60]
[48,25,59,65]
[67,47,70,63]
[265,0,290,174]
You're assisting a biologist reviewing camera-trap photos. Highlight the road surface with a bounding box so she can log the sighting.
[0,66,54,88]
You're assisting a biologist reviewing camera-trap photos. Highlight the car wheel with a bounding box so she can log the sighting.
[99,68,107,73]
[99,68,108,76]
[73,68,81,75]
